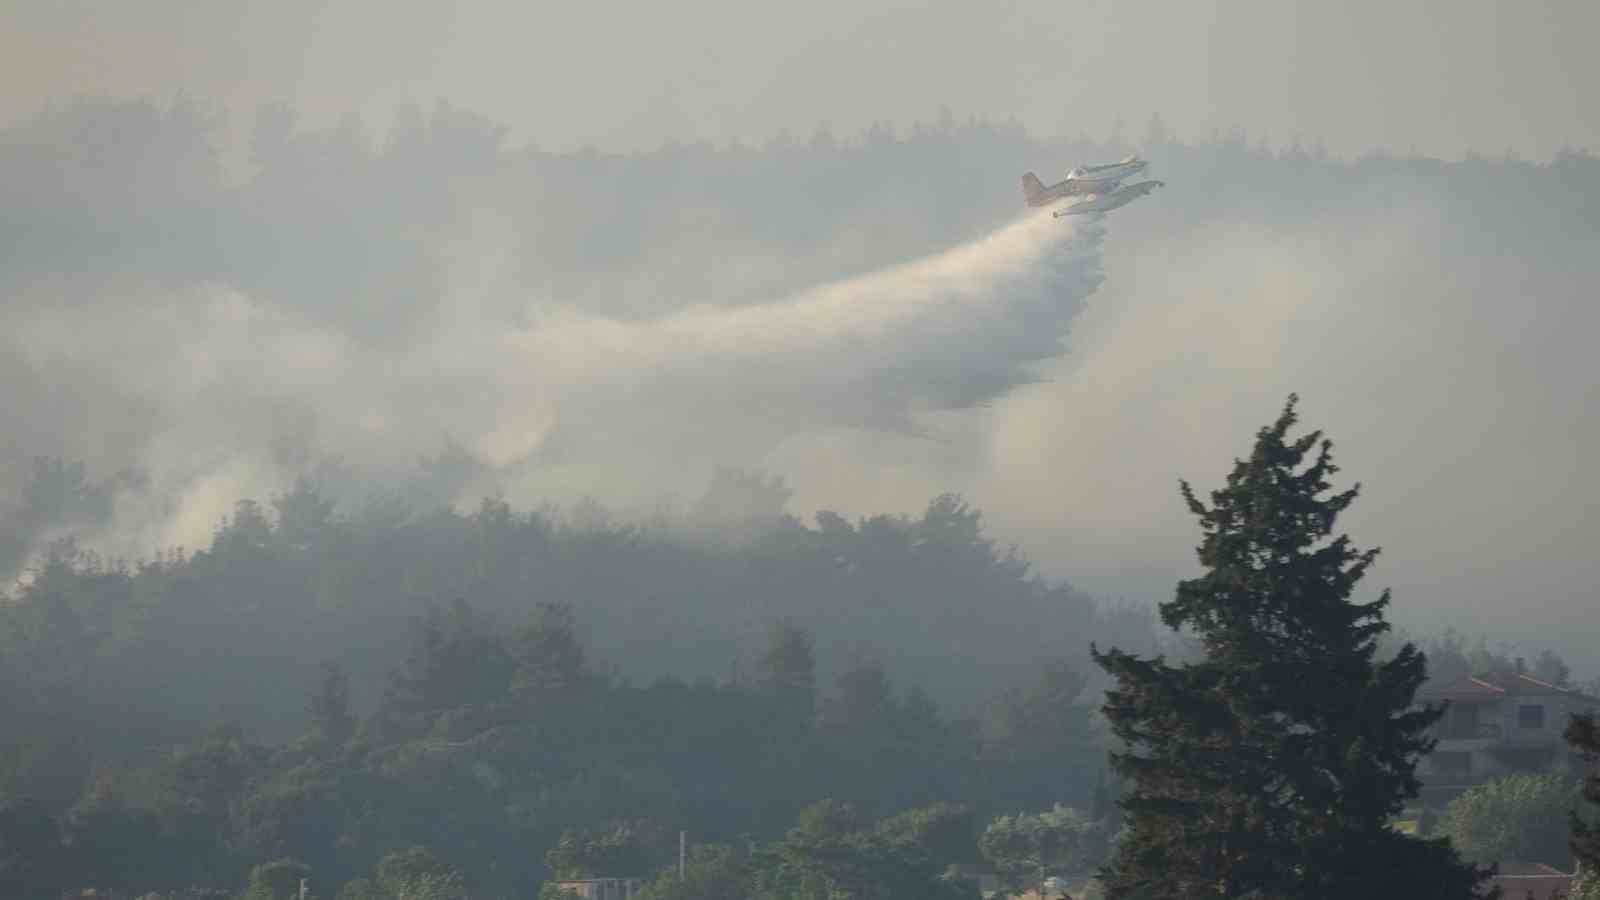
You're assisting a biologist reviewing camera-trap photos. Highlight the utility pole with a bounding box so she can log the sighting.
[679,830,687,879]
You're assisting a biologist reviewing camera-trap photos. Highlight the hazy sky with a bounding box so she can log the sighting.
[3,0,1596,160]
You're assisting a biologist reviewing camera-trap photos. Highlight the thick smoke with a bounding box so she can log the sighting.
[4,99,1597,678]
[0,97,1104,568]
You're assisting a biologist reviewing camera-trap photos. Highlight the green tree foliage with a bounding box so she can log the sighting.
[0,454,1118,752]
[373,846,467,900]
[1571,865,1600,900]
[750,800,976,900]
[756,621,817,725]
[379,598,513,734]
[0,796,68,900]
[1091,396,1491,899]
[1436,773,1578,867]
[65,784,170,890]
[0,734,92,814]
[152,724,268,887]
[1466,639,1523,683]
[508,602,589,701]
[634,844,751,900]
[0,458,1146,895]
[272,478,340,555]
[1532,649,1572,687]
[981,659,1091,764]
[874,802,979,866]
[1419,631,1473,683]
[545,820,664,879]
[242,857,312,900]
[308,661,355,745]
[332,846,466,900]
[820,655,901,760]
[4,109,1597,900]
[978,805,1092,892]
[337,880,383,900]
[0,578,1103,898]
[1412,629,1573,689]
[1570,712,1600,877]
[819,653,959,811]
[0,457,114,577]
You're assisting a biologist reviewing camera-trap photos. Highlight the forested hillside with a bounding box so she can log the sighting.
[2,99,1597,896]
[0,477,1121,897]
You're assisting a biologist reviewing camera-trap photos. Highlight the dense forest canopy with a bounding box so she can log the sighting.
[0,481,1126,896]
[0,463,1586,897]
[1,96,1597,897]
[0,470,1148,745]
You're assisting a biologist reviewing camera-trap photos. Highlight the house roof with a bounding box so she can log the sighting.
[1419,672,1600,702]
[1497,862,1570,876]
[1485,862,1573,900]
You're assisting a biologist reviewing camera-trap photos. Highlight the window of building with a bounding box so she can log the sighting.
[1519,704,1546,730]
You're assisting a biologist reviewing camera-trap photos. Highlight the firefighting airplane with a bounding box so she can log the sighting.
[1020,155,1162,216]
[1021,156,1147,206]
[1050,179,1164,217]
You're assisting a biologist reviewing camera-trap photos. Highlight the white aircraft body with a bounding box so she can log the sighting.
[1021,156,1150,208]
[1066,155,1148,186]
[1051,180,1165,217]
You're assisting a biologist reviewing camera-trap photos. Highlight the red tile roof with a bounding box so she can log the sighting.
[1498,862,1570,876]
[1421,673,1599,702]
[1484,862,1573,900]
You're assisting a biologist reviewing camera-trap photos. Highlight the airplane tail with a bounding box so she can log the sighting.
[1021,172,1047,205]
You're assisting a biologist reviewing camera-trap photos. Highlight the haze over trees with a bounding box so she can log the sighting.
[0,481,1122,895]
[4,393,1586,897]
[1,98,1597,664]
[1,95,1597,896]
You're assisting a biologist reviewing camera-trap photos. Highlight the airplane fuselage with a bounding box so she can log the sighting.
[1025,179,1098,206]
[1065,157,1148,186]
[1022,157,1148,207]
[1052,180,1164,217]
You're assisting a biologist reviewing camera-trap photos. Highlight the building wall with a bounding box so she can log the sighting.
[1420,694,1599,784]
[555,878,645,900]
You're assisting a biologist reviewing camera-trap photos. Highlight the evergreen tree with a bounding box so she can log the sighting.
[509,602,588,700]
[1091,396,1492,899]
[307,661,354,744]
[756,620,816,725]
[1570,712,1600,876]
[1531,648,1571,686]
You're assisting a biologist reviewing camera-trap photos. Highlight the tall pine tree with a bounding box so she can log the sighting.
[1091,396,1493,899]
[1569,712,1600,880]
